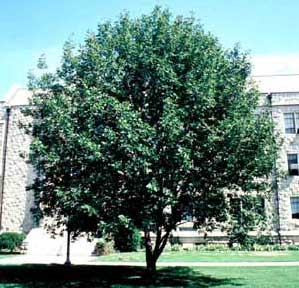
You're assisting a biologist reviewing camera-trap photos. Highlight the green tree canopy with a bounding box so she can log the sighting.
[25,7,277,272]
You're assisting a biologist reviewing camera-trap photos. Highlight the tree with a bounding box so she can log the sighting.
[25,7,277,273]
[25,54,100,263]
[228,195,266,248]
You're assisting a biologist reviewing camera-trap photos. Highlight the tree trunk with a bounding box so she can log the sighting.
[64,230,71,265]
[144,230,157,275]
[144,229,170,276]
[146,256,157,275]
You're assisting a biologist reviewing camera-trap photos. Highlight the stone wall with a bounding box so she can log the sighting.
[0,106,35,233]
[269,92,299,231]
[0,110,5,176]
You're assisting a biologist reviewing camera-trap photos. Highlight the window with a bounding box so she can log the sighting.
[182,206,194,222]
[229,195,265,217]
[287,154,299,175]
[290,197,299,219]
[284,113,299,134]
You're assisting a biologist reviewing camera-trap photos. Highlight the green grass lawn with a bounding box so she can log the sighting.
[0,254,13,260]
[96,250,299,262]
[0,264,298,287]
[0,256,8,260]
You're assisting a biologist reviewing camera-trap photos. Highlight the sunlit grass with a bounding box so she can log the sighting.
[96,250,299,262]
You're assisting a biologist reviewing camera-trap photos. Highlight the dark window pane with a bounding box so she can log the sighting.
[296,113,299,133]
[284,113,295,133]
[291,197,299,219]
[288,154,299,175]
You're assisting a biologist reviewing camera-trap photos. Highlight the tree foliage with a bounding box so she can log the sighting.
[0,232,26,253]
[24,7,277,272]
[228,195,267,248]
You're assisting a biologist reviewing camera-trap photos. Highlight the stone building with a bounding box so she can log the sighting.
[255,74,299,237]
[0,86,34,233]
[1,76,299,241]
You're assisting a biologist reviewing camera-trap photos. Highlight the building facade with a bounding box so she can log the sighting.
[1,77,299,239]
[255,75,299,235]
[0,87,34,233]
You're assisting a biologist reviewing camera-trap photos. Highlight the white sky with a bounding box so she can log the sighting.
[252,54,299,76]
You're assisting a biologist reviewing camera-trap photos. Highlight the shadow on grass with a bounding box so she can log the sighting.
[0,264,243,287]
[0,252,22,255]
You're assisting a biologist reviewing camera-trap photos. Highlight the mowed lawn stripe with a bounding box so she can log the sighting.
[96,250,299,262]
